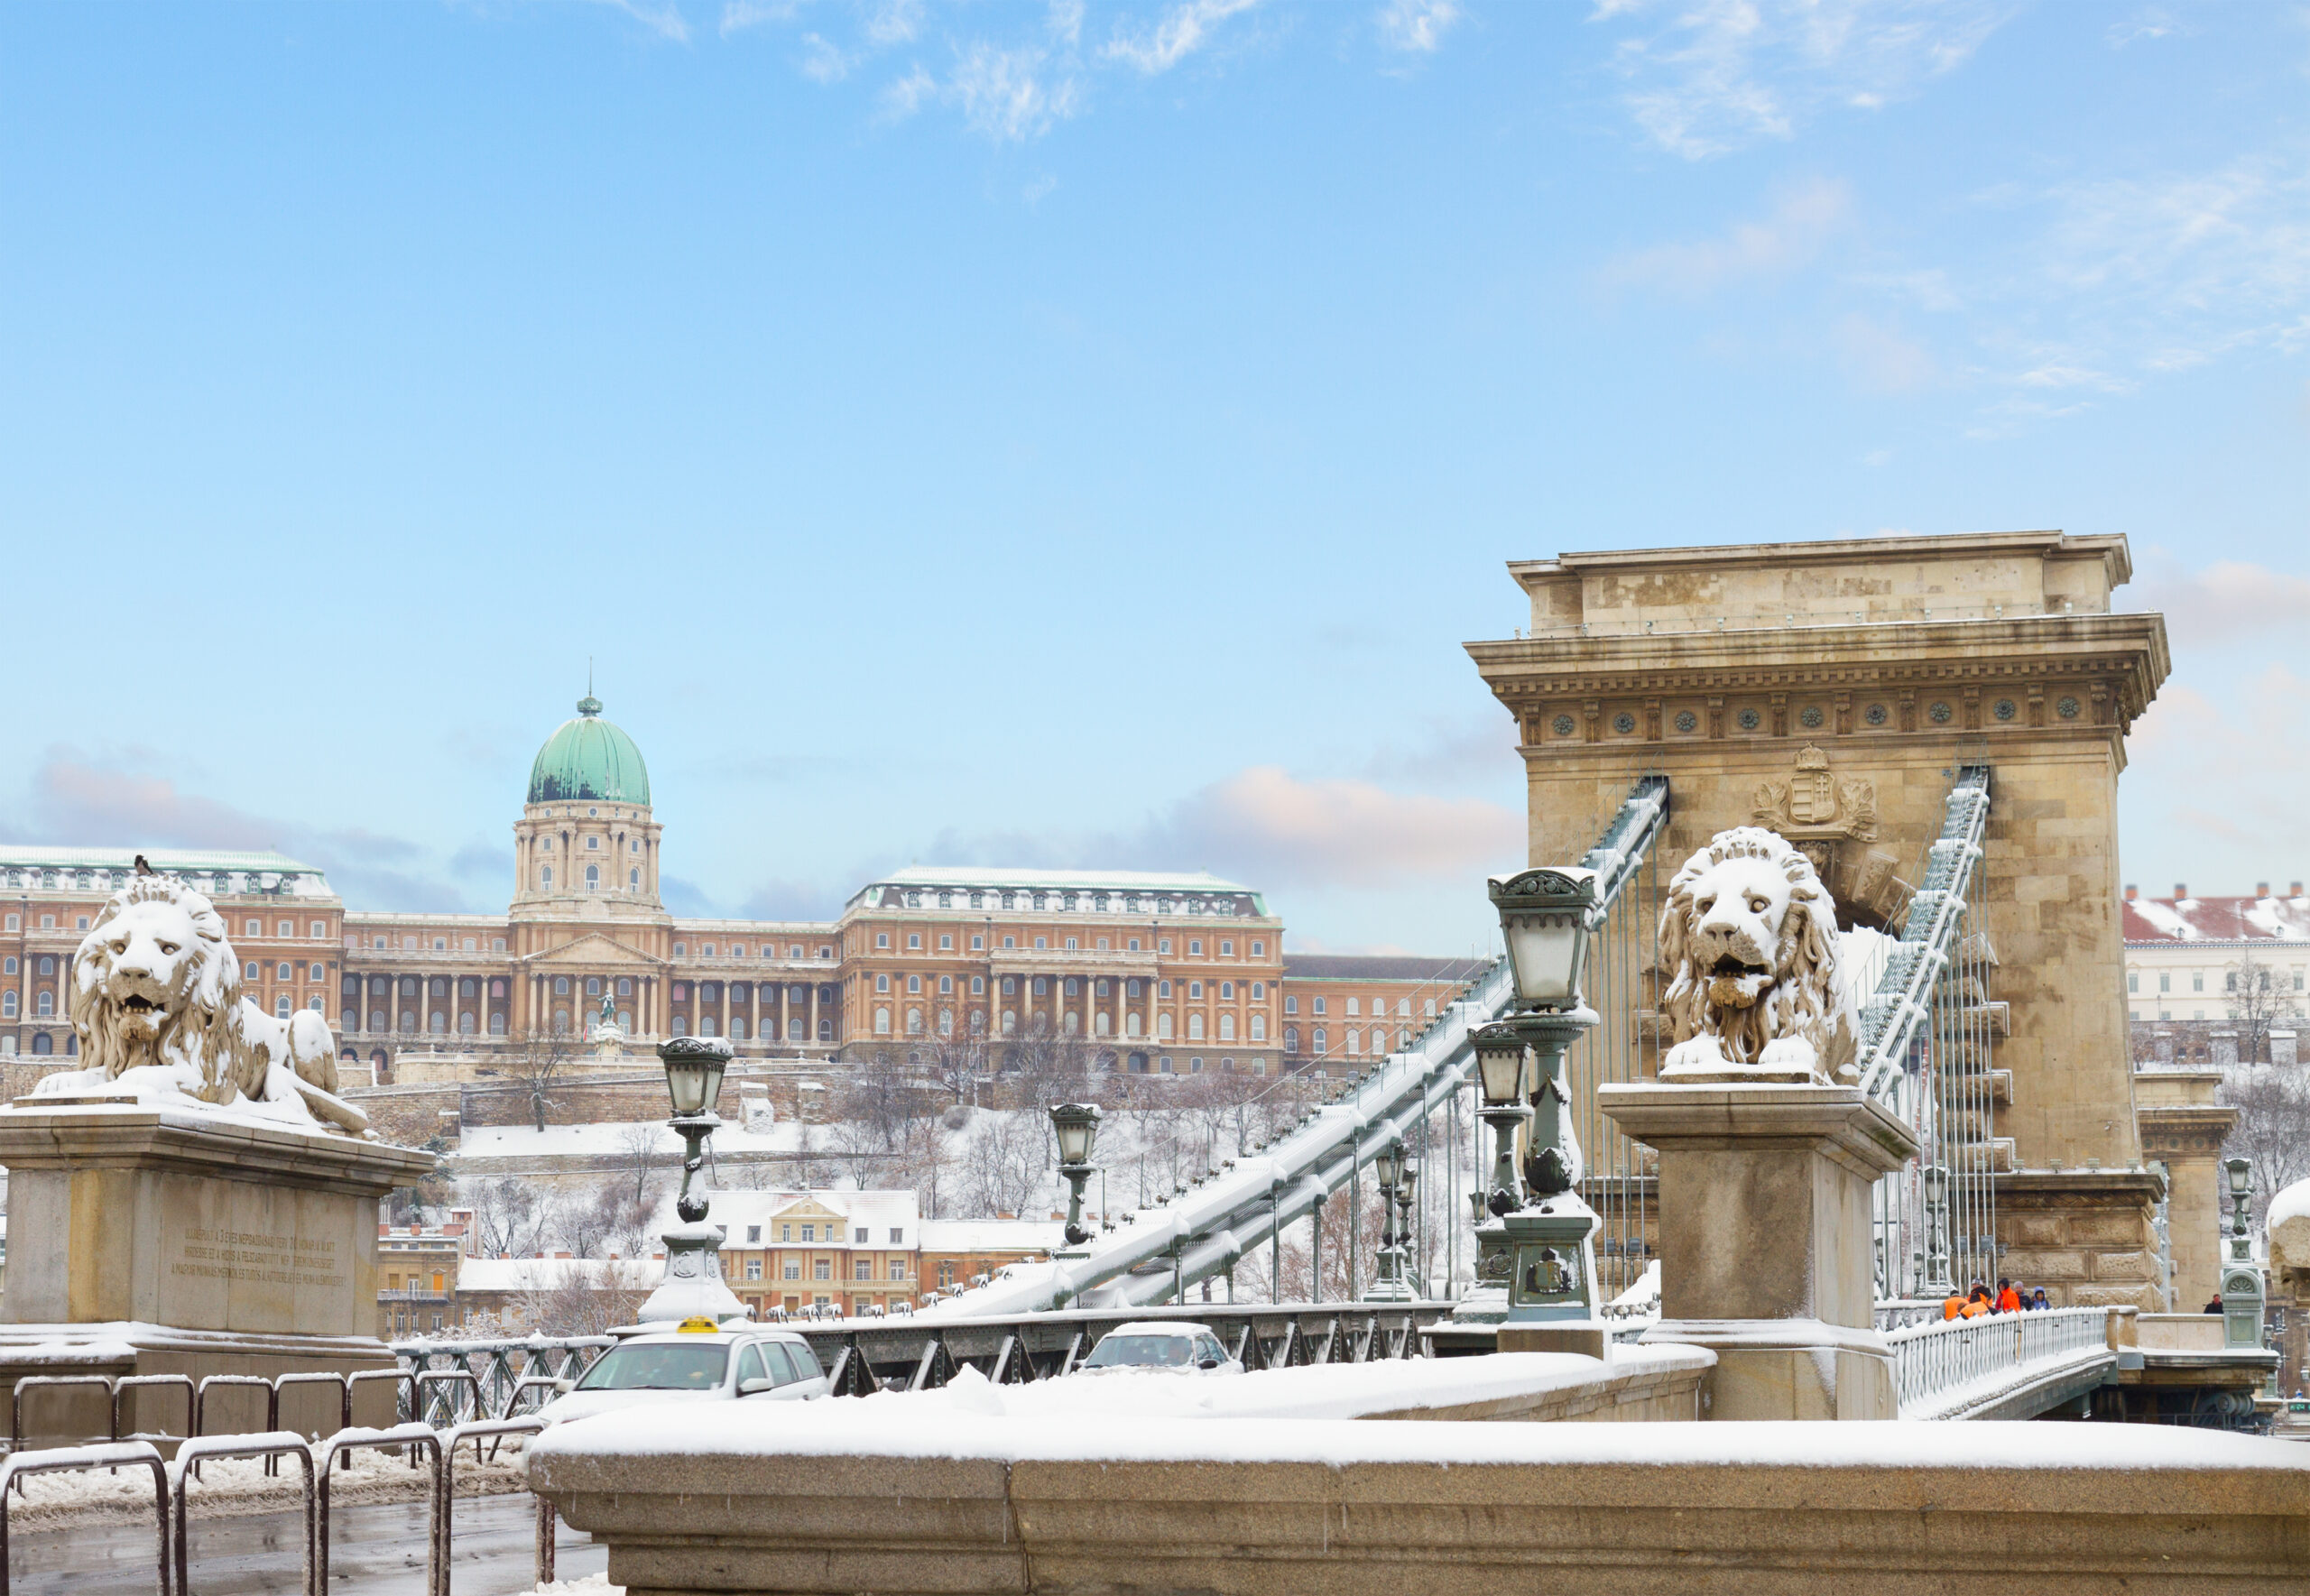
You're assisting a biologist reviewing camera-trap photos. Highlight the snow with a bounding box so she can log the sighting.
[456,1118,805,1160]
[8,1068,346,1138]
[2268,1176,2310,1234]
[852,1346,1710,1425]
[531,1578,621,1596]
[2127,898,2200,941]
[1,1444,528,1533]
[531,1398,2310,1471]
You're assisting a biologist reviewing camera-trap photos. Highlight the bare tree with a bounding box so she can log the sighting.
[959,1110,1051,1219]
[466,1176,555,1258]
[504,1027,581,1133]
[614,1121,662,1208]
[2225,948,2305,1066]
[927,1029,988,1104]
[513,1260,652,1336]
[2222,1060,2310,1223]
[827,1113,887,1189]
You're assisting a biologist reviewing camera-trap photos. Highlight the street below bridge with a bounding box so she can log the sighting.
[7,1494,604,1596]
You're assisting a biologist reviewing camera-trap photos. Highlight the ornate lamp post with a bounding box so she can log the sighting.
[1368,1139,1414,1302]
[1050,1102,1103,1254]
[1396,1158,1421,1296]
[635,1037,746,1328]
[1488,866,1606,1350]
[2222,1156,2266,1352]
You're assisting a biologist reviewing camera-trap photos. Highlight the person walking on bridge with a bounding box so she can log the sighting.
[1996,1278,2022,1314]
[1962,1283,1991,1318]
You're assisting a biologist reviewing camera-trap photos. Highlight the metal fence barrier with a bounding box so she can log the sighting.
[168,1434,314,1596]
[0,1442,171,1596]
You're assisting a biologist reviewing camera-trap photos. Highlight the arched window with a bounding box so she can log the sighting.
[729,1018,746,1039]
[1124,1013,1141,1038]
[459,979,476,998]
[429,1010,446,1032]
[491,980,505,997]
[1345,1029,1362,1055]
[970,1010,985,1033]
[368,1010,384,1031]
[1251,1013,1267,1041]
[617,977,632,995]
[35,992,53,1017]
[907,975,921,994]
[585,864,600,891]
[629,868,640,889]
[400,1010,417,1032]
[906,1010,923,1035]
[699,1017,717,1038]
[586,977,601,995]
[0,993,14,1019]
[1002,1010,1017,1034]
[430,978,447,997]
[1187,1013,1205,1040]
[36,956,52,976]
[245,962,260,981]
[938,1009,954,1036]
[541,867,552,888]
[874,1007,892,1034]
[554,977,569,994]
[277,962,292,980]
[817,1018,832,1040]
[1312,1027,1327,1053]
[309,962,324,980]
[1062,1012,1079,1035]
[489,1014,507,1035]
[458,1013,476,1034]
[553,1010,570,1034]
[618,1010,632,1031]
[1283,1026,1298,1054]
[1157,1013,1174,1039]
[32,1032,51,1055]
[1218,1013,1236,1041]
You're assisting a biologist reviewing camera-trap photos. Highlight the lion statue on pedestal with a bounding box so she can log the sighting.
[1655,826,1889,1086]
[27,871,368,1135]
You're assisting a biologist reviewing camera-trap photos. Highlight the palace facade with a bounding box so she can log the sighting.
[1,696,1479,1081]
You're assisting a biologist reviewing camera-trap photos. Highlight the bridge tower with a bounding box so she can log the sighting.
[1468,530,2172,1309]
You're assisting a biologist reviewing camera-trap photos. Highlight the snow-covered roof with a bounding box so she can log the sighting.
[2124,893,2310,946]
[848,867,1269,917]
[0,847,335,898]
[454,1119,800,1160]
[467,1256,656,1292]
[919,1218,1065,1255]
[710,1188,921,1241]
[457,1256,658,1293]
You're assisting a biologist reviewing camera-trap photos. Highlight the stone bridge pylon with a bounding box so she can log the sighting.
[1467,530,2173,1310]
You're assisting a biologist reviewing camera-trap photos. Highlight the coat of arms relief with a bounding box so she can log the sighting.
[1750,746,1905,928]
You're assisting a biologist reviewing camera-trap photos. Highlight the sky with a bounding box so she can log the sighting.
[0,0,2303,954]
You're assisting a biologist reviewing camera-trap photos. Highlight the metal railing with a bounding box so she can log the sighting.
[389,1337,613,1423]
[1886,1305,2111,1418]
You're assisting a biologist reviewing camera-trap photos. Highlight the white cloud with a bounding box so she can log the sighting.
[1603,179,1850,294]
[718,0,794,36]
[1594,0,2010,160]
[593,0,693,43]
[1834,312,1934,392]
[1103,0,1259,75]
[2129,559,2310,650]
[799,32,852,81]
[1378,0,1460,54]
[949,42,1083,141]
[2124,666,2310,872]
[878,63,938,121]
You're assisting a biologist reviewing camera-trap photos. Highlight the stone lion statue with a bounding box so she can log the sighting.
[1655,826,1886,1085]
[28,872,367,1135]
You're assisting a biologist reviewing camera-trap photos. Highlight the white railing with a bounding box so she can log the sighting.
[1887,1306,2111,1419]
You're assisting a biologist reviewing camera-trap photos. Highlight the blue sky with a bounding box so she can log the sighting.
[1,1,2303,952]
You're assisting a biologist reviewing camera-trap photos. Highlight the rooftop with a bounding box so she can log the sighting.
[849,866,1268,917]
[2124,892,2310,946]
[0,847,335,897]
[1281,955,1493,984]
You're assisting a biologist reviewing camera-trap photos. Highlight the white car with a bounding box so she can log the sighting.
[1076,1322,1243,1376]
[532,1328,830,1425]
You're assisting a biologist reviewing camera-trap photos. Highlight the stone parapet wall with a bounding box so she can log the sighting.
[532,1407,2310,1594]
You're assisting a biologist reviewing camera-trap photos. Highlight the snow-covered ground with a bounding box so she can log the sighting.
[2,1443,528,1533]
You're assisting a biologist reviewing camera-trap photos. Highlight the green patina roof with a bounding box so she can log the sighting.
[528,696,651,806]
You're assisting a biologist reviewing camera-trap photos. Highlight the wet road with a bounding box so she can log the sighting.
[6,1493,606,1596]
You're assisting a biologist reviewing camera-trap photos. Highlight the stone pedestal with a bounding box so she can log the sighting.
[1992,1167,2167,1310]
[0,1098,434,1445]
[1599,1082,1915,1421]
[2133,1071,2234,1312]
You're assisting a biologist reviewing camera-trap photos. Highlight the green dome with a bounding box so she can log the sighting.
[528,696,651,806]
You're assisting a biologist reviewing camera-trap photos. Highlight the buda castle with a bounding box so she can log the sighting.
[0,697,1482,1083]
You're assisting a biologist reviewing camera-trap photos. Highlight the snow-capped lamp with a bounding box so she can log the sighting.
[635,1036,744,1329]
[1484,868,1604,1347]
[1050,1102,1102,1252]
[2222,1156,2266,1352]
